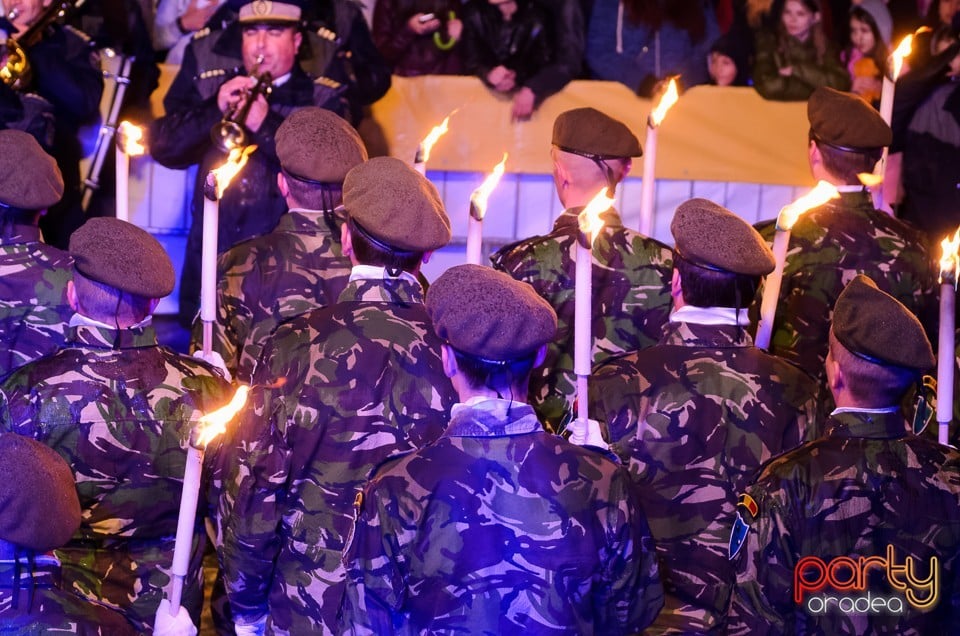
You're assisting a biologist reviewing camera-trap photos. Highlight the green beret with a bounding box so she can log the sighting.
[552,107,642,159]
[69,218,176,298]
[343,156,451,252]
[0,434,81,552]
[832,275,935,370]
[276,107,368,184]
[427,264,557,361]
[0,129,63,210]
[671,198,775,276]
[808,87,892,151]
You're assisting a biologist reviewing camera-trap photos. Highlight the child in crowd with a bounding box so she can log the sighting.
[753,0,850,99]
[708,32,753,85]
[843,0,892,105]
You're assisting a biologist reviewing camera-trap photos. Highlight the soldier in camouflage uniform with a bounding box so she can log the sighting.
[189,107,367,383]
[0,130,73,381]
[0,218,233,632]
[589,199,818,634]
[221,157,457,635]
[0,433,138,634]
[730,275,960,634]
[754,87,936,413]
[492,107,673,429]
[341,264,663,634]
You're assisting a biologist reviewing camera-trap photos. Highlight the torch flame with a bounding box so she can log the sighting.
[470,153,508,221]
[776,181,839,231]
[857,172,884,187]
[419,112,457,164]
[891,34,914,80]
[117,121,146,156]
[940,227,960,281]
[578,188,615,246]
[649,78,679,127]
[211,145,257,199]
[195,385,250,447]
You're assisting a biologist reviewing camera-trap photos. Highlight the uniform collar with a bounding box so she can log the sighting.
[0,223,42,245]
[338,268,424,304]
[823,409,910,439]
[445,398,542,437]
[552,206,624,232]
[66,317,159,350]
[276,207,344,234]
[660,319,752,348]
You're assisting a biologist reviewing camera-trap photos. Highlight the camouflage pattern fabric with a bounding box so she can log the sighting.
[754,190,937,407]
[492,208,673,430]
[0,224,73,380]
[221,273,456,635]
[189,209,353,383]
[730,410,960,634]
[589,320,818,634]
[0,557,139,634]
[0,322,234,632]
[340,397,664,635]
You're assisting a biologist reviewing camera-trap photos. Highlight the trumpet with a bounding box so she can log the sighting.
[1,0,85,89]
[211,55,273,153]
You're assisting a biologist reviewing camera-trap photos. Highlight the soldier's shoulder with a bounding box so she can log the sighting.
[492,233,562,267]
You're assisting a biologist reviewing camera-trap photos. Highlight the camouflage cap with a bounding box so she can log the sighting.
[808,87,892,151]
[0,433,81,553]
[69,218,176,298]
[427,264,557,361]
[238,0,302,23]
[343,156,451,252]
[552,107,642,159]
[671,197,775,276]
[277,107,368,184]
[832,274,935,370]
[0,129,63,210]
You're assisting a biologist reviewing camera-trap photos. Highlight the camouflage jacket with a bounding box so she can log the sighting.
[730,410,960,635]
[0,224,73,381]
[754,190,936,396]
[0,554,138,635]
[340,397,664,635]
[0,321,233,631]
[190,208,353,383]
[221,271,456,635]
[492,208,673,429]
[589,317,818,634]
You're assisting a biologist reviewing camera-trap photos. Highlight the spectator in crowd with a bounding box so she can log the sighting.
[154,0,227,63]
[586,0,720,96]
[708,31,754,84]
[753,0,851,100]
[460,0,570,119]
[891,19,960,238]
[843,0,892,105]
[372,0,465,75]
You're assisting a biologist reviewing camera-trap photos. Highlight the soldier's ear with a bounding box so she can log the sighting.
[670,268,683,299]
[66,280,79,312]
[441,345,458,378]
[533,344,547,368]
[277,172,289,198]
[341,222,353,257]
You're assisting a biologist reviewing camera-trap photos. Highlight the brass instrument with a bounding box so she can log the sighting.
[1,0,85,89]
[211,55,273,152]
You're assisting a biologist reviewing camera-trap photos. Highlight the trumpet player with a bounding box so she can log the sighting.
[151,0,345,327]
[1,0,103,251]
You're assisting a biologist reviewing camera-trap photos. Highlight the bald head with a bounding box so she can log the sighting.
[550,147,631,208]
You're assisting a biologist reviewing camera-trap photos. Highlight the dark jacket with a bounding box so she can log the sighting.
[372,0,465,76]
[461,0,581,103]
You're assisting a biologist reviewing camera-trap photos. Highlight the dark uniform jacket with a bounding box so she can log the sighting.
[752,28,850,101]
[372,0,465,76]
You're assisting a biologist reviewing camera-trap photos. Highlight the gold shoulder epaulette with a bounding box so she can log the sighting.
[314,76,342,89]
[192,27,211,40]
[315,26,337,41]
[199,68,228,80]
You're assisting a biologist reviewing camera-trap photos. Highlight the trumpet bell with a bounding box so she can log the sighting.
[1,39,31,90]
[211,119,248,153]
